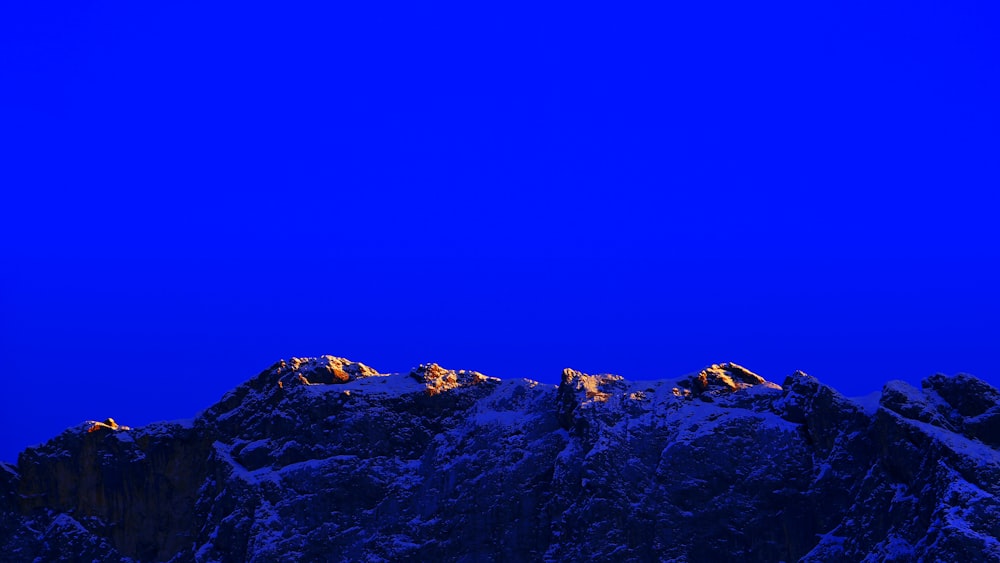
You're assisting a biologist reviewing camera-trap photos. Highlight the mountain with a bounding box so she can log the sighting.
[2,356,999,562]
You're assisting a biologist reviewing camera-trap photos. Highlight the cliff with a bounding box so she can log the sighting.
[2,356,999,561]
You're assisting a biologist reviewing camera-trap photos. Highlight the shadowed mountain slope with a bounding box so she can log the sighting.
[3,357,999,562]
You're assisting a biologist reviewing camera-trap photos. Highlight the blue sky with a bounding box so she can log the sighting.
[2,0,998,461]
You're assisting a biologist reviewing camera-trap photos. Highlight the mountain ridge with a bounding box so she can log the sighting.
[2,356,999,561]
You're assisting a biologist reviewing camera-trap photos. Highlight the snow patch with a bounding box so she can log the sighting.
[847,391,882,416]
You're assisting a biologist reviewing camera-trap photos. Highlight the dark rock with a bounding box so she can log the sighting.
[924,373,1000,418]
[966,406,1000,447]
[882,380,947,423]
[2,357,998,562]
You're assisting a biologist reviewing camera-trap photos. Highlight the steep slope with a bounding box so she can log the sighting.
[2,356,999,562]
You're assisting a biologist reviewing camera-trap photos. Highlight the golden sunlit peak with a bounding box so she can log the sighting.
[86,418,131,433]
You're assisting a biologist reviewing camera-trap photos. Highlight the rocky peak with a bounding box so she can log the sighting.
[555,368,628,430]
[923,372,1000,418]
[880,373,1000,448]
[3,357,1000,562]
[276,355,380,386]
[558,368,625,401]
[677,362,779,401]
[880,379,958,429]
[410,363,499,396]
[85,418,131,433]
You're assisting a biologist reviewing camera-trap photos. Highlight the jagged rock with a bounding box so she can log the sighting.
[555,368,627,430]
[85,417,132,433]
[2,357,999,562]
[411,363,498,396]
[880,379,960,432]
[275,356,379,386]
[924,373,1000,418]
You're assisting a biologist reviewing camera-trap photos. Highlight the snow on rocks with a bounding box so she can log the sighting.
[5,356,1000,562]
[409,363,500,396]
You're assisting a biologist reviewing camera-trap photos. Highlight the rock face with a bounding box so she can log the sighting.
[2,356,1000,562]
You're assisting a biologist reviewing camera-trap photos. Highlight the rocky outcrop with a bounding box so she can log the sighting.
[2,356,999,562]
[14,420,205,561]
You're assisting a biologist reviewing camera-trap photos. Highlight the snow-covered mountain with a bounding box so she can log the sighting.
[2,357,999,562]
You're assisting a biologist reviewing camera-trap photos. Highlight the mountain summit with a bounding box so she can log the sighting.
[2,357,999,561]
